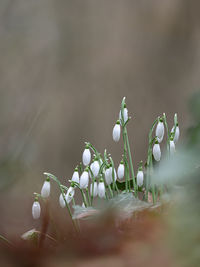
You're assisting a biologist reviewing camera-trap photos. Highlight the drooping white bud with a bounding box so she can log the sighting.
[105,167,112,185]
[90,181,98,197]
[65,186,75,203]
[32,200,41,219]
[41,179,50,198]
[98,180,105,198]
[82,146,91,166]
[117,161,124,180]
[59,193,66,208]
[112,120,121,142]
[109,165,117,182]
[156,120,164,140]
[90,160,100,178]
[71,168,79,184]
[119,107,128,124]
[170,140,176,155]
[80,169,89,189]
[171,125,180,144]
[137,170,144,187]
[153,141,161,161]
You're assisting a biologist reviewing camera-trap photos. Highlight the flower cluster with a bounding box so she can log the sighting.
[32,97,180,222]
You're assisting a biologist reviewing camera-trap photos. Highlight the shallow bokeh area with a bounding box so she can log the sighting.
[0,1,200,265]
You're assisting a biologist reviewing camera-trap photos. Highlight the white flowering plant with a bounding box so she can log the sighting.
[32,97,180,232]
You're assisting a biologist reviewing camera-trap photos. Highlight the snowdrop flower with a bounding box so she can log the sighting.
[112,120,121,142]
[41,178,50,198]
[119,105,128,124]
[171,124,180,144]
[156,119,164,141]
[90,180,98,197]
[137,167,144,187]
[98,179,105,198]
[117,161,124,180]
[153,140,161,161]
[59,193,66,208]
[108,164,117,182]
[170,139,176,155]
[80,168,89,189]
[32,199,41,219]
[82,145,91,166]
[82,202,86,208]
[90,159,100,178]
[71,167,79,184]
[105,166,112,185]
[65,186,75,203]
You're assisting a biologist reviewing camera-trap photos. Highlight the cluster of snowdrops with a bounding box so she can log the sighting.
[32,97,180,221]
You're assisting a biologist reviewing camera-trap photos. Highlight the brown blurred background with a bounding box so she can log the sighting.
[0,0,200,235]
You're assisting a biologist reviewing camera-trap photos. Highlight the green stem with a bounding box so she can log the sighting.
[108,184,114,198]
[81,189,88,207]
[43,172,77,232]
[122,128,128,193]
[85,188,91,206]
[0,234,13,247]
[124,128,136,193]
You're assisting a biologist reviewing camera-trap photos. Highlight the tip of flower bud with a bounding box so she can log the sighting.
[155,138,159,144]
[99,178,104,183]
[120,160,124,164]
[85,167,89,172]
[85,144,89,149]
[159,118,163,122]
[46,177,50,182]
[74,167,78,172]
[116,120,120,125]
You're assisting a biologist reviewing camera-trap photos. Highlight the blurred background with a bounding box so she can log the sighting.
[0,0,200,238]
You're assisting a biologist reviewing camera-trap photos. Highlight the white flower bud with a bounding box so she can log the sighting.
[66,187,75,203]
[82,202,86,208]
[41,179,50,198]
[105,167,112,185]
[171,125,180,144]
[119,107,128,124]
[156,120,164,140]
[80,170,89,189]
[82,147,91,166]
[117,162,124,180]
[110,166,117,182]
[59,193,66,208]
[112,121,121,142]
[32,200,41,219]
[137,170,144,187]
[98,180,105,198]
[90,160,100,178]
[153,142,161,161]
[170,140,176,155]
[90,181,98,197]
[71,168,79,184]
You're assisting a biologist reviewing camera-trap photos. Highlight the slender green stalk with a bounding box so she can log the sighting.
[122,129,128,193]
[80,189,88,207]
[43,172,78,232]
[124,128,136,193]
[108,184,114,198]
[0,234,13,247]
[85,188,91,206]
[145,118,158,202]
